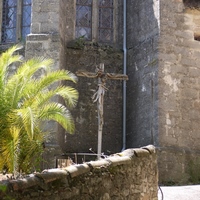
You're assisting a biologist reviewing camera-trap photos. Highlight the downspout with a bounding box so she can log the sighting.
[121,0,127,151]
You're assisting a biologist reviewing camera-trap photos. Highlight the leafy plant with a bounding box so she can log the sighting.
[0,45,78,174]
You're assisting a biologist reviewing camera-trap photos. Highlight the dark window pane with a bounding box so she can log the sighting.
[99,29,112,42]
[75,27,91,40]
[7,0,17,7]
[98,0,113,42]
[23,0,31,4]
[76,1,92,40]
[1,0,31,43]
[99,8,113,28]
[77,0,92,5]
[22,0,32,39]
[1,0,17,43]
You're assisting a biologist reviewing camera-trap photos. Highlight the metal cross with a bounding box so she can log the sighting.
[76,63,128,159]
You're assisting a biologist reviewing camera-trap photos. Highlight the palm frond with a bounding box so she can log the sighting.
[54,86,79,107]
[0,126,20,172]
[23,85,78,109]
[18,132,44,172]
[16,57,53,78]
[0,46,78,173]
[15,107,36,140]
[3,58,53,108]
[36,70,77,90]
[39,103,75,134]
[0,45,22,92]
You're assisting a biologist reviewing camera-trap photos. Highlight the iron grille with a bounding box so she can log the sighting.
[76,0,92,40]
[1,0,31,44]
[22,0,32,39]
[1,0,17,43]
[98,0,113,42]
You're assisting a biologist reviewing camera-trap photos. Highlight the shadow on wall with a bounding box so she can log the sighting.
[126,0,159,148]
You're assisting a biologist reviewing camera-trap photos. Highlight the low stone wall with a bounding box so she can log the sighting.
[0,145,158,200]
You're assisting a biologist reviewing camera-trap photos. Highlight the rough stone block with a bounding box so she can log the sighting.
[65,164,90,178]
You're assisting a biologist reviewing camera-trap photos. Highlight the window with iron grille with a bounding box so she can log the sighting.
[98,0,113,42]
[76,0,92,40]
[76,0,113,43]
[1,0,32,44]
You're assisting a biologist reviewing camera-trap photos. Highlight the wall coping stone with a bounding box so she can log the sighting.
[2,145,155,192]
[26,33,59,42]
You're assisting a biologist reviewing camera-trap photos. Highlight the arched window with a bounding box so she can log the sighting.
[1,0,32,44]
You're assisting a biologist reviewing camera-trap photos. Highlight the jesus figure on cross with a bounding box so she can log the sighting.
[76,63,128,159]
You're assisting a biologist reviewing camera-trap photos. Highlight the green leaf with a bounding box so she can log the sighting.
[0,46,78,173]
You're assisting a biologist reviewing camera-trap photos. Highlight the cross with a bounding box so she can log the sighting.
[76,63,128,159]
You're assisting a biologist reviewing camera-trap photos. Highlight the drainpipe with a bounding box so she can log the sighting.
[121,0,127,151]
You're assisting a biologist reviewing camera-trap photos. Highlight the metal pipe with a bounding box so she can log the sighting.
[122,0,127,151]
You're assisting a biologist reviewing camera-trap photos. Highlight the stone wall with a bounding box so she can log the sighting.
[157,0,200,184]
[24,0,125,169]
[58,45,124,154]
[125,0,200,184]
[25,0,61,169]
[59,1,124,154]
[126,0,159,148]
[31,0,59,34]
[0,146,158,200]
[4,0,200,184]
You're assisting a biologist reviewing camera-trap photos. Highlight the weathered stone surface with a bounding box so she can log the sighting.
[126,0,159,152]
[7,0,200,185]
[58,0,124,156]
[0,146,158,200]
[126,0,200,184]
[31,0,59,34]
[157,1,200,184]
[58,44,124,154]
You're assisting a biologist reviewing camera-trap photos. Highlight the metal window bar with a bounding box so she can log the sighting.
[1,0,31,44]
[1,0,17,43]
[76,0,92,40]
[98,0,113,42]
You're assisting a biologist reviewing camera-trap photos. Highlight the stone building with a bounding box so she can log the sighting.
[1,0,200,184]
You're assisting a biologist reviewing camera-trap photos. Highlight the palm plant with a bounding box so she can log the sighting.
[0,45,78,174]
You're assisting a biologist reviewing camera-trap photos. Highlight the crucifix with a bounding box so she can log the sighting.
[76,63,128,159]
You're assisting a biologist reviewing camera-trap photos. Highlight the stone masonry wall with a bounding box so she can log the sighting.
[58,45,124,155]
[158,0,200,183]
[25,0,61,169]
[0,146,158,200]
[31,0,59,34]
[126,0,159,148]
[24,0,124,169]
[22,0,200,185]
[59,1,124,155]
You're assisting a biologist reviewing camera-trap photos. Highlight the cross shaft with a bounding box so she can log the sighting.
[76,63,128,159]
